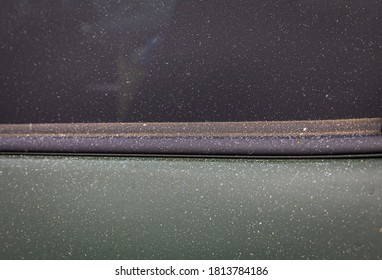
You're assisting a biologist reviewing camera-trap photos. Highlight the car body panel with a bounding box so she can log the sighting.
[1,155,381,259]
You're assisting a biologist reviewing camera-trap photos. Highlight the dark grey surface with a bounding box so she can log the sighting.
[1,135,382,156]
[1,119,381,156]
[0,155,381,259]
[1,0,381,123]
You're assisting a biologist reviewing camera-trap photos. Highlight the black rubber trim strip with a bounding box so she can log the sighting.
[0,118,381,156]
[1,152,381,159]
[0,118,381,137]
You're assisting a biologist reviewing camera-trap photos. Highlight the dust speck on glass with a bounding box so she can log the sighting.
[1,0,381,123]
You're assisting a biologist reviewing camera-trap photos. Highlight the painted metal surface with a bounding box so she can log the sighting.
[1,155,381,259]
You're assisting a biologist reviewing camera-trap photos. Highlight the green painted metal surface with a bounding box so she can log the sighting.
[0,156,381,259]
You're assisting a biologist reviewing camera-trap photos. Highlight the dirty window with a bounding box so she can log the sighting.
[1,0,381,123]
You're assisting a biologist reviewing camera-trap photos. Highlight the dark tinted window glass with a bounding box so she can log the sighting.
[1,0,381,123]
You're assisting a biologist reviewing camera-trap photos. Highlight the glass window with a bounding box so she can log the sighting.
[1,0,381,123]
